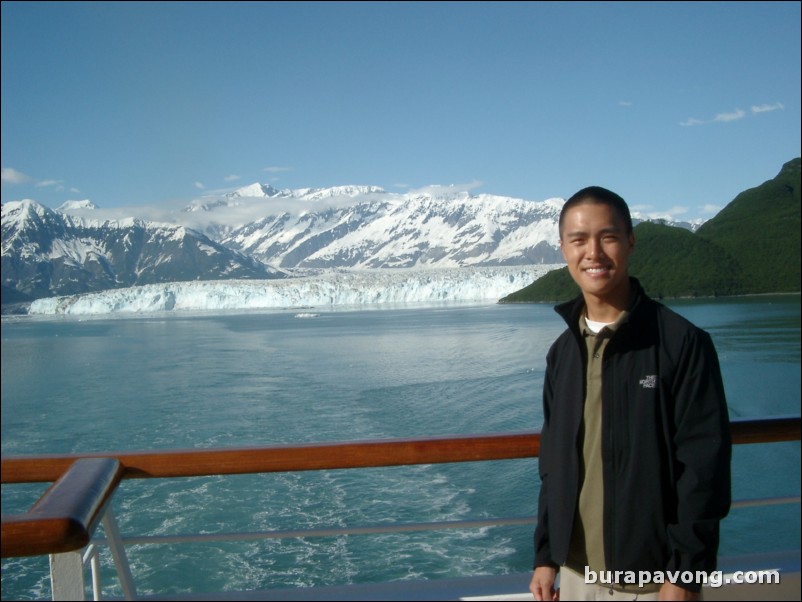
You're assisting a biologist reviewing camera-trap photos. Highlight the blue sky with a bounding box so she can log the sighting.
[2,1,800,221]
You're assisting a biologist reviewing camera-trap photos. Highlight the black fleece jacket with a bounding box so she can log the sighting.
[533,279,731,591]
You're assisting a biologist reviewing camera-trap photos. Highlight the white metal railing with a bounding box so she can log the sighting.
[50,507,136,601]
[3,417,799,601]
[61,495,802,600]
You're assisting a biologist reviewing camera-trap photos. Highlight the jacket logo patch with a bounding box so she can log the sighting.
[639,374,658,389]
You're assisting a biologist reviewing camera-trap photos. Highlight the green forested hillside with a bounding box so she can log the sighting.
[500,158,801,303]
[629,222,744,298]
[696,158,801,293]
[500,265,578,303]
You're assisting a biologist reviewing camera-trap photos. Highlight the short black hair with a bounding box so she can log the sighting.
[559,186,633,237]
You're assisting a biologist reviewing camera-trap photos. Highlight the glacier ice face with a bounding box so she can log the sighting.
[27,266,562,316]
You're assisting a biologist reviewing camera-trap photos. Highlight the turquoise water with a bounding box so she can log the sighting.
[1,296,800,599]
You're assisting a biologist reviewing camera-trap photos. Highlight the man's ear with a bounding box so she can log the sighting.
[628,233,635,254]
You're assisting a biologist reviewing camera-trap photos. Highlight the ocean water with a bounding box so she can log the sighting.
[1,296,800,599]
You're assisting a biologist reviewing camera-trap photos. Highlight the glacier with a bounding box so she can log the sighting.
[27,266,562,316]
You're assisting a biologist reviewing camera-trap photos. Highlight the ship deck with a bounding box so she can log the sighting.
[129,554,802,601]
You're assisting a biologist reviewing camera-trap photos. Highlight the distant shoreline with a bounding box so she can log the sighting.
[498,290,801,305]
[5,289,799,315]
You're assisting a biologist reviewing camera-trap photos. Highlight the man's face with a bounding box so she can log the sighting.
[559,201,635,304]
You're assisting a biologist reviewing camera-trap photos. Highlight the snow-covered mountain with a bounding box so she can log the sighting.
[27,265,560,315]
[2,182,706,309]
[631,215,706,233]
[58,199,98,211]
[191,183,565,268]
[1,199,284,302]
[3,184,567,304]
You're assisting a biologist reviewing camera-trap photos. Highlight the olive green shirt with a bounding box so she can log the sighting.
[565,310,662,594]
[566,311,626,573]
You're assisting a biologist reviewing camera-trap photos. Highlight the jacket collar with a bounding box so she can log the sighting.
[555,277,646,336]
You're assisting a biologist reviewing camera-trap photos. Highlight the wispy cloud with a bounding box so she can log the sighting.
[35,179,64,189]
[618,101,633,107]
[699,204,722,215]
[666,205,688,216]
[263,166,293,174]
[194,181,205,190]
[633,204,719,223]
[751,102,784,113]
[224,174,241,182]
[680,102,784,126]
[1,167,31,185]
[713,108,746,123]
[406,181,485,197]
[632,205,690,222]
[3,167,79,195]
[681,107,747,126]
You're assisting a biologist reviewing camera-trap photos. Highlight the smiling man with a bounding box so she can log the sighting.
[529,187,731,601]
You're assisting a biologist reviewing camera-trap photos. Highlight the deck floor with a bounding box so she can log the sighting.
[129,550,800,601]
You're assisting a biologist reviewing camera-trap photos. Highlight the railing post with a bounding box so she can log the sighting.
[49,550,85,601]
[89,549,102,601]
[101,507,137,600]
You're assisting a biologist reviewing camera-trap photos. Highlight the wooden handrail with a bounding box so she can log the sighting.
[1,458,123,558]
[0,432,540,483]
[0,417,798,560]
[1,417,799,485]
[729,415,801,444]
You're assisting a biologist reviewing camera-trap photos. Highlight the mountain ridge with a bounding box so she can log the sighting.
[2,188,568,303]
[499,158,801,303]
[1,200,285,304]
[1,176,737,308]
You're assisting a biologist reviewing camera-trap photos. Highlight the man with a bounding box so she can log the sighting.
[529,187,731,601]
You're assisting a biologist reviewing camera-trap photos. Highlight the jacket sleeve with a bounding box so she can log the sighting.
[665,328,731,578]
[534,350,560,569]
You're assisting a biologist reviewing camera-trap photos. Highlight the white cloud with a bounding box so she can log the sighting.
[194,181,205,189]
[699,204,722,214]
[713,108,746,123]
[632,206,689,222]
[1,167,31,184]
[224,174,240,182]
[682,102,784,127]
[618,101,633,107]
[406,181,485,197]
[666,205,688,216]
[35,179,63,188]
[751,102,784,113]
[263,166,293,173]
